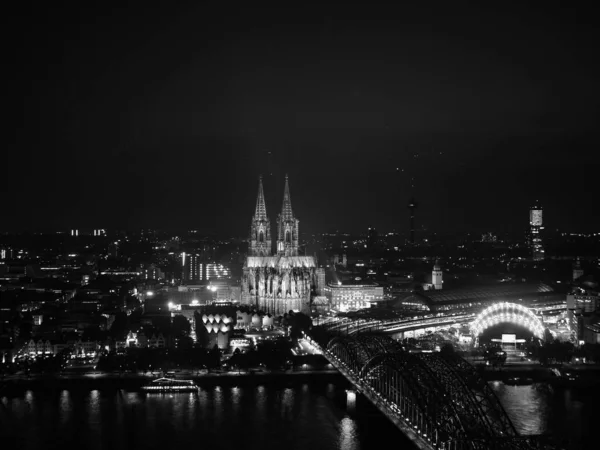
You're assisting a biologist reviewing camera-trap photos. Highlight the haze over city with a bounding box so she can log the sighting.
[5,3,600,235]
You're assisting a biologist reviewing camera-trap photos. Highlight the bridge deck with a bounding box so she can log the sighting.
[326,350,435,450]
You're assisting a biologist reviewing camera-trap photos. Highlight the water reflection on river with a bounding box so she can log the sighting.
[491,381,593,449]
[0,382,413,450]
[0,381,594,450]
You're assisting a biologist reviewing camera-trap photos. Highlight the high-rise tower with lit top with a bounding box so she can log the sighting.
[529,203,544,261]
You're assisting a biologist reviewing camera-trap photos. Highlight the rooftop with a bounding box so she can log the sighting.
[574,274,599,290]
[327,280,379,288]
[422,282,554,305]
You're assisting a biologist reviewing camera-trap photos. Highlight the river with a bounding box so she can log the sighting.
[0,379,594,449]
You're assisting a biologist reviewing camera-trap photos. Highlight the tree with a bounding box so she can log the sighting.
[229,349,250,374]
[195,318,210,349]
[175,335,194,350]
[82,325,106,342]
[440,343,455,356]
[208,345,221,370]
[190,348,207,374]
[109,312,128,339]
[18,321,33,342]
[288,312,313,344]
[172,315,191,337]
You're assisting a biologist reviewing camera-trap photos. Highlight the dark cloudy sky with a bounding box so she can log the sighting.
[5,3,600,236]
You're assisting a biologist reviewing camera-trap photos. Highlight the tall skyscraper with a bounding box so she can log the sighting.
[529,203,544,261]
[181,252,203,283]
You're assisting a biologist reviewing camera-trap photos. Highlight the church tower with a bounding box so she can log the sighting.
[432,259,443,290]
[249,176,272,256]
[276,175,299,256]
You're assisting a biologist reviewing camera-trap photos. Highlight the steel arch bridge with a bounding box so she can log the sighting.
[313,331,560,450]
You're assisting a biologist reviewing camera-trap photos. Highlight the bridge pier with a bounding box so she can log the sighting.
[391,331,404,340]
[346,389,357,412]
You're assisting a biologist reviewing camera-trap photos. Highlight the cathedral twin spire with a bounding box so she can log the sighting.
[280,175,294,220]
[254,175,268,221]
[249,176,271,256]
[249,175,299,257]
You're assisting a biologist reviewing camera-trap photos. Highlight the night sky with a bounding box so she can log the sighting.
[5,4,600,236]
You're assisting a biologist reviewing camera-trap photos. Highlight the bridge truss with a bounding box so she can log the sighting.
[312,329,560,450]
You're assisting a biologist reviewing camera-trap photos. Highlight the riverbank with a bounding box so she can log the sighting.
[480,364,600,386]
[4,362,600,395]
[0,369,346,395]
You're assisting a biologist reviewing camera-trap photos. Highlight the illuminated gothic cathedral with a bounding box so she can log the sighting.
[241,175,321,315]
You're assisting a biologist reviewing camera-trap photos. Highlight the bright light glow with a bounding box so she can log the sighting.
[530,209,543,226]
[346,390,356,403]
[168,302,174,309]
[146,291,154,296]
[210,286,217,292]
[471,302,545,339]
[191,299,199,305]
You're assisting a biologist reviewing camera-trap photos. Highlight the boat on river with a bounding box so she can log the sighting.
[505,377,534,386]
[141,377,199,392]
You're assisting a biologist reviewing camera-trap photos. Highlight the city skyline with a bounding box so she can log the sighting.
[4,5,600,450]
[5,4,600,235]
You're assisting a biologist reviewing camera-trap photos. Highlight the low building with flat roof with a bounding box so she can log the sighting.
[324,280,384,312]
[389,282,562,313]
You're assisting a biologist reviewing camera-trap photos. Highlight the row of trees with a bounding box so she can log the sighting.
[536,342,600,365]
[96,331,322,375]
[228,338,293,372]
[96,347,222,374]
[283,312,313,343]
[475,340,600,366]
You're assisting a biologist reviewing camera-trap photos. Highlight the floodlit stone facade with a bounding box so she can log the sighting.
[241,176,322,315]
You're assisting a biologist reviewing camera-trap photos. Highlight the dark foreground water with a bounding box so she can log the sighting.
[0,379,597,450]
[489,381,596,450]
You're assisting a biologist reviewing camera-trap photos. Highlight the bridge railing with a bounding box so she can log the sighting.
[322,345,443,448]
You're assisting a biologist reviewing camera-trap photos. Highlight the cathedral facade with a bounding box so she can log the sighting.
[241,175,320,315]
